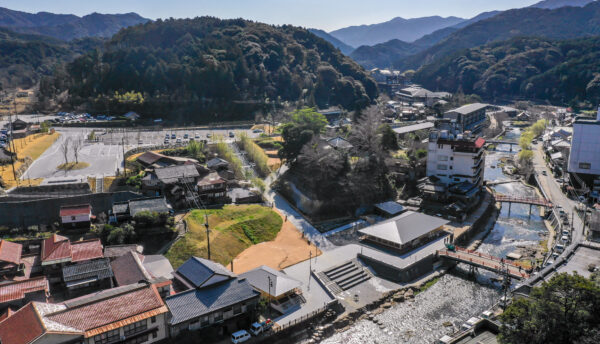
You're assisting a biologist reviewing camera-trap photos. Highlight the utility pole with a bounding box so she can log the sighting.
[8,102,17,187]
[205,213,211,260]
[121,137,126,176]
[267,275,272,318]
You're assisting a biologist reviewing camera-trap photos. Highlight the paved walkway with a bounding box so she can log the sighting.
[263,167,336,251]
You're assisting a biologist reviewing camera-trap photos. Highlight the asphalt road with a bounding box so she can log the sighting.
[532,142,585,242]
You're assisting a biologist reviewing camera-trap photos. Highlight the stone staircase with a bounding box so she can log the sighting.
[95,177,103,193]
[317,259,372,294]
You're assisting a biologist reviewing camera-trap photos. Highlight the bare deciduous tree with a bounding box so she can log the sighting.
[349,106,385,162]
[72,136,83,164]
[61,137,70,166]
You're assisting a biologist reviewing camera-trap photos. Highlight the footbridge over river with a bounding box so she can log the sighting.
[437,247,530,280]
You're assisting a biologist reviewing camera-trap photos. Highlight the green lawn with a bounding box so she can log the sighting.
[165,205,283,268]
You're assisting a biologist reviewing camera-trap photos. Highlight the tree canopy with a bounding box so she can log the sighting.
[40,17,377,123]
[500,272,600,344]
[278,108,327,164]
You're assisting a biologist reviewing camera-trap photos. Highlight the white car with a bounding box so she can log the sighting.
[231,330,251,343]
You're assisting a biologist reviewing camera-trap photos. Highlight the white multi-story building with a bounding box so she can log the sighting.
[568,111,600,199]
[426,130,486,188]
[568,113,600,176]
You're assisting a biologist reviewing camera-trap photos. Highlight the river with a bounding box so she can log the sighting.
[320,125,547,344]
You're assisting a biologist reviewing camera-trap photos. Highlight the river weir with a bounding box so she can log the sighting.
[319,126,549,343]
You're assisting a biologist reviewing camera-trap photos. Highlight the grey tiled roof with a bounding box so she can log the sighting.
[128,197,171,217]
[166,277,259,325]
[446,103,488,115]
[62,258,113,282]
[358,211,449,245]
[155,165,199,184]
[240,265,302,297]
[176,257,235,289]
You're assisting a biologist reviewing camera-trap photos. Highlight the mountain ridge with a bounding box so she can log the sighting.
[0,7,149,41]
[329,15,465,47]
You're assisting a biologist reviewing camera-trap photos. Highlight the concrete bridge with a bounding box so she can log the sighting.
[486,140,519,152]
[437,247,530,280]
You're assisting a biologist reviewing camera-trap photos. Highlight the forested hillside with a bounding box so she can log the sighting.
[397,2,600,70]
[40,18,377,122]
[413,36,600,105]
[0,28,102,89]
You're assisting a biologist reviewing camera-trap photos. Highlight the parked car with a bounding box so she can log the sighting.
[542,170,547,176]
[229,131,235,138]
[207,133,212,138]
[555,243,565,253]
[561,235,570,244]
[171,133,176,139]
[231,330,251,343]
[195,133,200,139]
[250,322,263,336]
[176,138,182,144]
[184,133,189,139]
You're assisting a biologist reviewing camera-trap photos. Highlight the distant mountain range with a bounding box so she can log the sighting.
[308,29,354,55]
[0,7,149,41]
[347,11,500,69]
[397,2,600,70]
[531,0,595,9]
[329,16,465,47]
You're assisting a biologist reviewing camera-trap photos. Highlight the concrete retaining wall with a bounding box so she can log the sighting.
[0,191,144,227]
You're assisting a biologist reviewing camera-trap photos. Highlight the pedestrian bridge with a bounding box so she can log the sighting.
[437,247,530,280]
[493,194,553,208]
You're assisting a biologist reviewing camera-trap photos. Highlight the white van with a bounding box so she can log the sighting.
[231,330,251,343]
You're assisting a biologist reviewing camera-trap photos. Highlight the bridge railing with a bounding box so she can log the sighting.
[439,249,530,278]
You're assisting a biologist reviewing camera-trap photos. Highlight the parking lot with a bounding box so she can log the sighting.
[20,126,262,181]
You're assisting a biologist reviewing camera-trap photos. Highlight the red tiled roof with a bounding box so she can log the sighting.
[0,303,45,344]
[47,285,165,334]
[0,240,22,266]
[59,204,91,217]
[0,277,49,304]
[0,308,15,322]
[71,239,103,263]
[41,234,71,263]
[110,251,151,286]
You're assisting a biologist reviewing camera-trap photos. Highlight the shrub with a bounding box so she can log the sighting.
[238,132,270,177]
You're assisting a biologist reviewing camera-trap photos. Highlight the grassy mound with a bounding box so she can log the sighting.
[57,162,90,171]
[165,205,283,268]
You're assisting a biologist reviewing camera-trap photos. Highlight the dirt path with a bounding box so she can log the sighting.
[231,210,321,274]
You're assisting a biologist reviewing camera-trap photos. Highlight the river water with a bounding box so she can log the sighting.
[321,126,547,344]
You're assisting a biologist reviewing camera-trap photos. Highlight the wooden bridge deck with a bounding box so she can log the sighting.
[494,194,552,207]
[438,248,530,280]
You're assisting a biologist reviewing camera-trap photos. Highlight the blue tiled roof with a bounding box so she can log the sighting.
[176,257,235,288]
[166,277,259,325]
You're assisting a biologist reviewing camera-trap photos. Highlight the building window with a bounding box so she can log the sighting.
[437,164,448,170]
[123,335,148,344]
[449,166,453,170]
[124,320,148,336]
[201,315,210,327]
[151,316,156,324]
[152,332,157,339]
[94,329,120,344]
[579,163,591,170]
[214,312,223,322]
[71,216,76,221]
[233,304,242,315]
[437,155,448,161]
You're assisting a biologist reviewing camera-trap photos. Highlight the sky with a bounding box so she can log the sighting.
[1,0,542,31]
